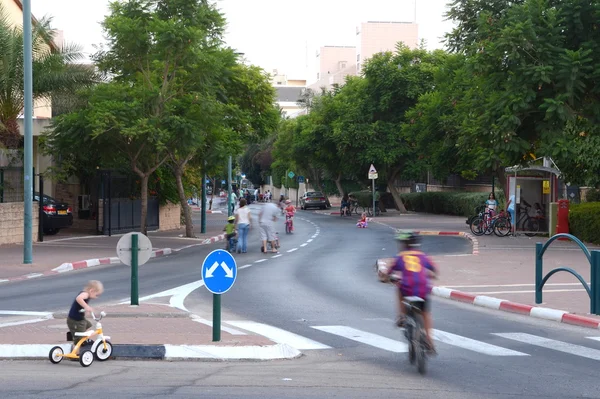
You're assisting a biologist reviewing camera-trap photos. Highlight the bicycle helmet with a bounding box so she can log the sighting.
[395,230,420,247]
[285,199,291,204]
[228,216,235,222]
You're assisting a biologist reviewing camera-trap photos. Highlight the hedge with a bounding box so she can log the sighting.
[569,203,600,244]
[399,191,505,217]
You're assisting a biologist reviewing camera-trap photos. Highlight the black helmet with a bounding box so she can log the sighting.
[395,230,420,247]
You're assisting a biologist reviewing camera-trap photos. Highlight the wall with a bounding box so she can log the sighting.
[0,202,39,245]
[158,202,181,231]
[357,22,418,73]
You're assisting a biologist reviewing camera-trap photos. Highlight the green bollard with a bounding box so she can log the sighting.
[591,251,600,315]
[535,242,543,304]
[213,293,221,342]
[131,234,139,306]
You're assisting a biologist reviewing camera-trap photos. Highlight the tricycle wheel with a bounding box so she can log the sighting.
[79,350,94,367]
[49,346,64,364]
[95,340,113,361]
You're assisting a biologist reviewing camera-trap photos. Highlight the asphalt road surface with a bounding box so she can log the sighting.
[1,207,599,398]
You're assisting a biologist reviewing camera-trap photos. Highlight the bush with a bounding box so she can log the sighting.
[585,188,600,202]
[349,190,374,207]
[569,203,600,244]
[399,191,505,217]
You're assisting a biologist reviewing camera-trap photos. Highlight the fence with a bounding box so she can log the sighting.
[0,168,24,203]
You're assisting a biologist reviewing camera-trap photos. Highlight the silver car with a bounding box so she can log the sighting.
[300,191,327,210]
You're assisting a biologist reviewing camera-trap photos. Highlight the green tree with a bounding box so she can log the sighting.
[0,4,98,148]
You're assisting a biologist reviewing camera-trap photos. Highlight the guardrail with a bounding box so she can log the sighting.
[535,233,600,315]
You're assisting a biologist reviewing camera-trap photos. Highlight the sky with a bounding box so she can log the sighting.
[31,0,456,81]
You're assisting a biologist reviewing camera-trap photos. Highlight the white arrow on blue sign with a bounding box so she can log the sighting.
[201,249,237,294]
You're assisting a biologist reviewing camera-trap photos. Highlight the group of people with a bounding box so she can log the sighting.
[224,196,296,254]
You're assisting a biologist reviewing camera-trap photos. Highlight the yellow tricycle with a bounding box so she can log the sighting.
[48,311,113,367]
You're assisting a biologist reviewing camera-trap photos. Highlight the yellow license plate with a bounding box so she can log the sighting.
[58,210,67,215]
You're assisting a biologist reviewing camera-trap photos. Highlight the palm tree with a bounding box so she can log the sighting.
[0,4,99,148]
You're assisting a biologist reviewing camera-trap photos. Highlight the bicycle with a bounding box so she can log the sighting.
[49,311,113,368]
[285,213,294,234]
[350,200,360,215]
[470,209,506,236]
[500,205,541,237]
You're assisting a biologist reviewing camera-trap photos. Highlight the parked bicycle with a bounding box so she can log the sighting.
[470,209,511,237]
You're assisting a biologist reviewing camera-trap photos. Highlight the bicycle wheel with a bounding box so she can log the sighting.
[366,207,373,217]
[469,217,485,236]
[484,219,494,235]
[415,314,427,375]
[525,219,540,237]
[493,217,511,237]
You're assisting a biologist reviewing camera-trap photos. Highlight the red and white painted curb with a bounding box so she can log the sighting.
[433,286,600,329]
[0,233,227,284]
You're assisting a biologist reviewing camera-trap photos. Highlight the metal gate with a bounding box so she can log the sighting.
[95,170,159,235]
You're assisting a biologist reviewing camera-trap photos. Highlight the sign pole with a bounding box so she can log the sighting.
[131,234,139,305]
[228,156,233,217]
[213,293,221,342]
[23,0,33,264]
[372,178,375,217]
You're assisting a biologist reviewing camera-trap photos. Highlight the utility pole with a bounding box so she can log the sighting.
[23,0,33,264]
[227,156,232,217]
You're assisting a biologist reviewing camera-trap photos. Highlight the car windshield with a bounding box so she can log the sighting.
[307,192,323,197]
[33,194,57,204]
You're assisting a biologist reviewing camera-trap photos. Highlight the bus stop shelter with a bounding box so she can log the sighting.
[505,157,561,236]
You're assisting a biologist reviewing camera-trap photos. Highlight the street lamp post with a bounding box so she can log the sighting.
[23,0,33,264]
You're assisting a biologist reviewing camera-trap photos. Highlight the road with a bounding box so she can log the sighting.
[1,207,600,398]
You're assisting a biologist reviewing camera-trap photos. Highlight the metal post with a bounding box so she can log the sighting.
[23,0,33,264]
[372,178,375,217]
[131,234,139,305]
[212,293,221,341]
[591,251,600,315]
[201,161,207,234]
[38,175,43,242]
[108,171,112,236]
[227,156,232,217]
[535,242,543,304]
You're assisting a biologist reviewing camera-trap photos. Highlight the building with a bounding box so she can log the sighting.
[309,21,419,92]
[270,69,308,119]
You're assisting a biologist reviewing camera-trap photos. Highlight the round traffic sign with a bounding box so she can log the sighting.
[202,249,237,294]
[116,233,153,266]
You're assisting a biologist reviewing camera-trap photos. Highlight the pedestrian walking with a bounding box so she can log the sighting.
[235,198,251,253]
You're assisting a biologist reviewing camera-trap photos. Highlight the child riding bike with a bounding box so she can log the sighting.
[383,231,438,354]
[284,199,295,232]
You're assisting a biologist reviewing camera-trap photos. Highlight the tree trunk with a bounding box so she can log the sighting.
[495,166,508,202]
[334,173,344,197]
[140,174,149,235]
[386,170,407,213]
[175,167,194,238]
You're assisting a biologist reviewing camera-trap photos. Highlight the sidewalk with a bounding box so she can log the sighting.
[0,213,228,281]
[0,303,300,360]
[369,211,600,326]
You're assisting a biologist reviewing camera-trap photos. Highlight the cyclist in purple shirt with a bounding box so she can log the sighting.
[385,231,438,353]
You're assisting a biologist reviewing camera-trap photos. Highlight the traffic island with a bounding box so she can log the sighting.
[0,303,301,361]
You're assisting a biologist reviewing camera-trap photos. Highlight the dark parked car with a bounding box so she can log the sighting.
[300,191,327,210]
[34,193,73,235]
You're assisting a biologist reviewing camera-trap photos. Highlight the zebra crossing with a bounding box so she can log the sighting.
[224,320,600,361]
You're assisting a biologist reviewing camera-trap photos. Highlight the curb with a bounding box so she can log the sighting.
[0,233,228,285]
[0,343,302,361]
[412,231,479,255]
[432,286,600,329]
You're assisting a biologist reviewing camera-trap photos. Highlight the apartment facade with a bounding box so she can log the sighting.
[270,69,308,118]
[309,21,419,92]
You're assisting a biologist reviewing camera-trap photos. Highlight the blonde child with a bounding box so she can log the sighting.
[357,212,368,228]
[67,280,104,351]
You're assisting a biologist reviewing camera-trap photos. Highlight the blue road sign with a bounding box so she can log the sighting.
[202,249,237,294]
[221,180,226,185]
[297,175,305,183]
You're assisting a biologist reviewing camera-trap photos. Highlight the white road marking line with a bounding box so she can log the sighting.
[25,273,44,279]
[468,289,587,295]
[0,311,53,317]
[272,254,282,258]
[0,280,8,284]
[287,248,298,253]
[0,318,50,328]
[312,326,407,353]
[494,333,600,361]
[134,280,205,312]
[227,321,330,350]
[239,264,253,269]
[300,243,308,247]
[191,316,247,335]
[254,259,267,263]
[311,236,317,239]
[433,330,528,356]
[586,337,600,342]
[307,239,313,243]
[445,283,590,288]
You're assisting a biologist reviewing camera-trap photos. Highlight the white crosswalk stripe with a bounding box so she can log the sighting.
[494,333,600,361]
[312,326,408,353]
[226,321,331,350]
[433,329,528,357]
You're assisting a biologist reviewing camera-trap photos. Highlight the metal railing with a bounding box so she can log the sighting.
[535,233,600,315]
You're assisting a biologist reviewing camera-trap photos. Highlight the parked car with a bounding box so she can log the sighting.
[34,193,73,235]
[300,191,327,210]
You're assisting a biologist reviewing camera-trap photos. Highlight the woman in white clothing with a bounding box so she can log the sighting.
[235,198,252,253]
